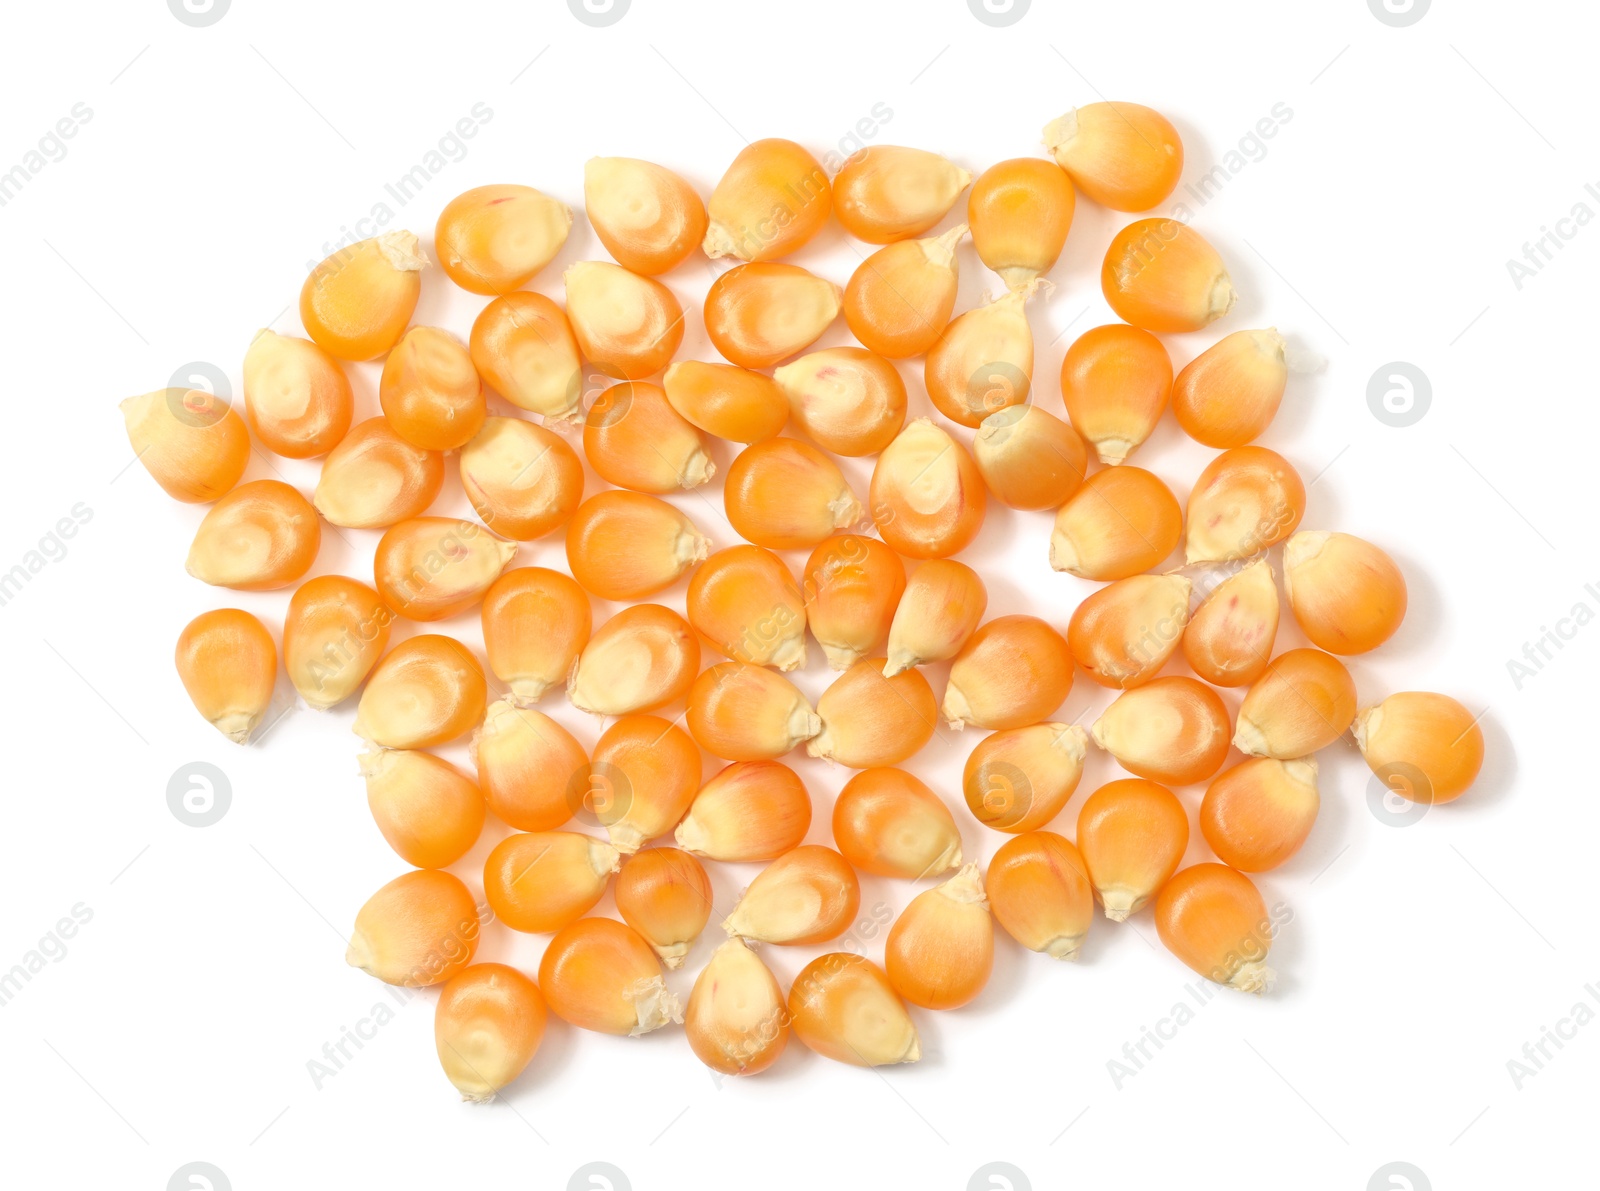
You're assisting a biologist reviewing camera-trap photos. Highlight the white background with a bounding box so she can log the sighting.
[0,1,1592,1188]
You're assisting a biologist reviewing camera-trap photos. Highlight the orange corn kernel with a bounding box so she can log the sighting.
[1068,574,1192,689]
[676,761,812,862]
[120,387,249,503]
[459,417,583,542]
[1353,691,1484,805]
[725,438,863,549]
[1043,102,1183,211]
[885,864,994,1010]
[481,567,591,705]
[373,517,516,621]
[1182,559,1279,688]
[1172,328,1287,448]
[469,292,584,420]
[565,491,709,601]
[871,418,987,559]
[435,183,571,295]
[484,831,620,933]
[1091,676,1231,786]
[362,749,484,869]
[686,938,788,1076]
[283,575,392,709]
[804,534,906,670]
[725,846,860,945]
[615,847,714,968]
[832,766,962,880]
[473,699,588,831]
[354,635,487,749]
[884,560,987,676]
[584,381,713,493]
[775,347,908,456]
[788,953,919,1067]
[967,158,1075,289]
[1102,219,1235,333]
[1284,531,1407,655]
[924,286,1036,428]
[346,869,479,987]
[1059,322,1173,466]
[688,662,821,762]
[174,608,276,744]
[186,479,319,591]
[588,714,702,853]
[1200,757,1320,872]
[986,832,1093,959]
[963,722,1088,834]
[1154,863,1275,993]
[942,615,1074,731]
[844,225,967,359]
[564,261,685,379]
[1234,648,1356,758]
[809,658,937,768]
[538,917,681,1036]
[833,145,970,243]
[568,603,699,716]
[1050,465,1182,580]
[585,157,708,276]
[1186,446,1305,564]
[687,545,807,671]
[300,231,425,361]
[242,330,353,458]
[662,360,789,444]
[313,417,443,529]
[704,263,843,369]
[703,138,831,262]
[434,963,548,1102]
[379,326,486,451]
[974,405,1088,511]
[1076,778,1189,920]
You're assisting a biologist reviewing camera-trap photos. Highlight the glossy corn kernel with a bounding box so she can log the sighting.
[434,964,547,1102]
[187,479,319,591]
[1172,328,1287,448]
[967,158,1075,289]
[834,146,970,242]
[884,560,987,676]
[313,417,443,529]
[962,722,1087,834]
[459,417,584,541]
[687,546,806,670]
[300,231,425,361]
[174,608,276,743]
[1076,778,1188,920]
[379,326,486,451]
[568,604,699,716]
[809,658,937,768]
[1102,219,1236,337]
[469,292,584,420]
[584,381,712,493]
[1233,648,1356,759]
[832,767,962,879]
[565,491,709,601]
[725,846,860,945]
[346,869,479,987]
[585,157,707,275]
[788,953,919,1067]
[704,263,843,369]
[615,847,714,968]
[361,749,484,869]
[775,347,908,456]
[844,225,967,359]
[973,404,1088,511]
[1049,465,1182,580]
[885,864,993,1010]
[120,388,249,503]
[484,831,620,933]
[924,286,1036,428]
[687,938,788,1076]
[662,360,789,444]
[1200,757,1319,872]
[1284,531,1407,655]
[1154,864,1274,993]
[725,438,863,549]
[704,138,831,262]
[986,832,1093,959]
[242,330,354,458]
[564,261,685,379]
[283,575,392,709]
[1182,559,1279,688]
[1353,691,1484,805]
[1043,102,1184,211]
[804,535,906,670]
[677,761,811,862]
[1091,676,1231,786]
[481,568,591,705]
[435,183,572,295]
[1060,323,1173,465]
[374,517,517,622]
[942,615,1074,731]
[537,917,681,1036]
[871,418,987,559]
[355,635,487,749]
[588,714,702,853]
[474,698,588,831]
[688,663,821,762]
[1186,446,1305,564]
[1068,574,1192,689]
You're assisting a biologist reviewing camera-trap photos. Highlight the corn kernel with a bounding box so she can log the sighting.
[585,157,708,276]
[803,534,905,670]
[775,347,908,456]
[1043,103,1183,211]
[313,417,443,529]
[284,575,392,709]
[537,917,681,1036]
[885,863,993,1010]
[1353,691,1484,804]
[1068,574,1191,689]
[1200,757,1319,872]
[435,183,571,295]
[1154,864,1274,993]
[704,263,842,369]
[242,329,354,458]
[1172,328,1287,448]
[584,381,713,493]
[687,545,807,671]
[843,225,967,359]
[187,479,320,591]
[469,292,584,420]
[725,438,863,549]
[434,963,547,1102]
[809,658,937,768]
[662,360,789,444]
[374,517,517,622]
[484,831,620,933]
[481,567,591,705]
[834,146,970,243]
[704,138,831,262]
[924,286,1036,428]
[688,662,821,762]
[973,404,1088,511]
[677,761,812,862]
[1182,559,1278,687]
[1050,465,1182,580]
[1284,531,1407,655]
[1102,219,1234,333]
[725,846,860,945]
[1186,446,1305,564]
[361,748,484,869]
[884,560,987,676]
[788,953,919,1067]
[568,603,699,716]
[870,418,987,559]
[120,388,249,503]
[564,261,685,379]
[967,158,1075,289]
[565,490,709,601]
[985,832,1093,959]
[1233,648,1356,758]
[459,416,584,541]
[616,847,714,968]
[300,231,425,361]
[474,698,588,831]
[355,635,487,749]
[379,326,486,451]
[346,869,479,987]
[174,608,276,743]
[1060,323,1172,466]
[588,714,702,853]
[686,938,788,1076]
[1090,676,1231,786]
[832,767,962,879]
[1077,778,1188,920]
[942,615,1074,731]
[962,722,1087,834]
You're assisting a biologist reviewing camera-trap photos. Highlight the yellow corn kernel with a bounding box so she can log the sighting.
[435,183,572,295]
[986,832,1093,959]
[373,517,517,622]
[942,615,1074,731]
[1077,778,1189,920]
[346,869,479,987]
[1049,466,1182,580]
[1233,648,1356,758]
[832,767,962,879]
[283,575,392,709]
[968,158,1075,289]
[355,635,487,749]
[775,347,908,457]
[1043,102,1184,212]
[313,417,443,529]
[704,138,831,262]
[434,963,548,1102]
[1353,691,1484,805]
[704,263,843,369]
[484,831,620,933]
[1060,323,1173,465]
[379,326,486,451]
[481,568,591,705]
[615,847,714,968]
[809,658,937,768]
[804,535,906,670]
[469,292,584,420]
[1172,328,1287,448]
[924,286,1036,428]
[1067,574,1192,689]
[241,329,354,458]
[563,261,684,379]
[678,761,812,862]
[1182,559,1279,687]
[844,225,967,360]
[687,545,807,671]
[1284,531,1408,655]
[474,698,588,831]
[1091,676,1231,786]
[300,231,425,361]
[688,662,821,762]
[1154,864,1274,993]
[174,608,276,743]
[973,405,1087,511]
[565,491,709,601]
[725,845,860,945]
[568,604,700,716]
[585,157,708,276]
[883,560,988,676]
[870,418,987,559]
[537,917,681,1036]
[459,416,584,542]
[1102,218,1235,333]
[584,381,713,493]
[1200,757,1320,873]
[686,938,788,1076]
[885,863,993,1010]
[120,388,249,504]
[962,722,1087,834]
[834,146,970,243]
[725,438,863,549]
[788,953,919,1067]
[361,749,484,869]
[187,479,319,591]
[588,714,702,853]
[662,360,789,444]
[1186,446,1305,564]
